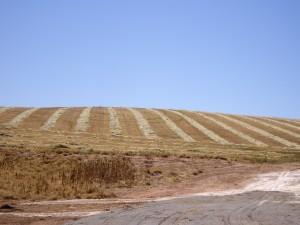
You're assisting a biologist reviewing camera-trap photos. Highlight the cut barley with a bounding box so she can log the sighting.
[263,118,300,132]
[127,108,158,139]
[197,112,267,147]
[246,117,300,139]
[217,114,299,148]
[108,107,122,136]
[149,109,195,142]
[7,108,39,127]
[0,107,9,115]
[40,108,67,130]
[169,110,230,145]
[74,107,92,132]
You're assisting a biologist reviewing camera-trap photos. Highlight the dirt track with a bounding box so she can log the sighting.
[64,191,299,225]
[65,170,300,225]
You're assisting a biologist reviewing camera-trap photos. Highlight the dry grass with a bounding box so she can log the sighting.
[0,150,136,200]
[74,107,92,132]
[108,107,122,135]
[264,117,300,131]
[41,108,67,130]
[65,157,136,186]
[127,108,158,139]
[196,112,266,146]
[149,109,195,142]
[0,133,299,202]
[169,110,230,144]
[0,107,9,115]
[236,115,299,147]
[246,116,300,139]
[1,107,299,149]
[6,108,39,127]
[0,107,299,204]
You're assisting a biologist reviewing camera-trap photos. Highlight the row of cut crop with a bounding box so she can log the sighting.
[128,108,157,139]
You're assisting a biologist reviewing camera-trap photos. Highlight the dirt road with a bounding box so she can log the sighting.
[65,170,300,225]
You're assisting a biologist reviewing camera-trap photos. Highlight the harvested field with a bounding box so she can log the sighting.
[7,108,38,127]
[139,109,180,139]
[169,110,230,144]
[246,117,300,142]
[6,108,39,127]
[54,108,83,132]
[127,108,157,139]
[74,107,92,132]
[0,108,28,124]
[195,112,266,146]
[20,108,57,130]
[0,106,299,224]
[0,107,9,115]
[283,119,300,126]
[213,114,287,147]
[266,117,300,127]
[262,117,300,132]
[0,107,298,149]
[41,108,68,131]
[108,107,122,136]
[232,115,300,147]
[116,108,143,137]
[149,109,195,142]
[87,107,110,134]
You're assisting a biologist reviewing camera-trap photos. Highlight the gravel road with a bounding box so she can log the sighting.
[65,191,299,225]
[65,170,300,225]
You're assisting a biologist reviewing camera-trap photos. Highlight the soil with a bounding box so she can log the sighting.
[65,191,300,225]
[0,107,299,224]
[0,157,298,225]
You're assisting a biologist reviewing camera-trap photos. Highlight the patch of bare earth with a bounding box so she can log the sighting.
[0,146,299,225]
[0,106,299,225]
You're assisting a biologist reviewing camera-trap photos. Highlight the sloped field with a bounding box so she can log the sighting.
[0,106,299,223]
[0,106,299,150]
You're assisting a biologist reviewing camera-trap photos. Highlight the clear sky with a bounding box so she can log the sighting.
[0,0,299,118]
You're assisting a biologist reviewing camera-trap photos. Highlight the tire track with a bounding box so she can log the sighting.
[46,170,300,224]
[227,171,290,225]
[0,211,103,218]
[247,172,291,225]
[157,211,187,225]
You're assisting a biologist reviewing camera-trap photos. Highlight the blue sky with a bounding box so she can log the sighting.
[0,0,299,118]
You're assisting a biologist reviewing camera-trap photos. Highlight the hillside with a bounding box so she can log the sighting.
[0,107,300,224]
[0,106,300,163]
[0,107,300,145]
